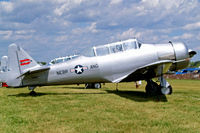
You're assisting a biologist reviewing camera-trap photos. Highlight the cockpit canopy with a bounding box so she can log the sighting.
[49,39,141,62]
[93,39,141,56]
[49,55,79,65]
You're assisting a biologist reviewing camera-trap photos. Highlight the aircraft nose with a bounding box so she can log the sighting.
[171,42,189,61]
[188,49,197,58]
[169,43,197,71]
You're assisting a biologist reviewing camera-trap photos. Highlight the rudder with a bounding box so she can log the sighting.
[8,43,40,75]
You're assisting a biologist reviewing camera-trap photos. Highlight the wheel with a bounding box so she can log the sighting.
[94,83,101,89]
[85,83,101,89]
[145,80,160,96]
[161,85,172,95]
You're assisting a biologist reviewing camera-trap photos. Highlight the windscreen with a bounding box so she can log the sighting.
[123,41,137,50]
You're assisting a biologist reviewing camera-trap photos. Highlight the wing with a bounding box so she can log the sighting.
[108,60,173,83]
[121,60,173,82]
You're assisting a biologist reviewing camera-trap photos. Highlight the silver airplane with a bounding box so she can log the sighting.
[0,39,196,96]
[0,56,8,72]
[0,56,8,87]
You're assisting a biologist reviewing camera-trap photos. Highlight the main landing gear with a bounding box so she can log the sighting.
[28,86,37,95]
[145,76,172,96]
[85,83,101,89]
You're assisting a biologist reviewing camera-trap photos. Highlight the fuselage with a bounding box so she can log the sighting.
[1,39,192,88]
[21,40,190,87]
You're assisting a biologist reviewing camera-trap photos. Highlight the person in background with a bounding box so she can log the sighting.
[136,80,142,88]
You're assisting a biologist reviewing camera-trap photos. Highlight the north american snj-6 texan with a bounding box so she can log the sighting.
[0,39,196,96]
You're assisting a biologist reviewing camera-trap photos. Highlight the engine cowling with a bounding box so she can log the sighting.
[169,42,190,71]
[156,42,192,71]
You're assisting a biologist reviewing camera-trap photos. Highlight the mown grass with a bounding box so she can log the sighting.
[0,79,200,133]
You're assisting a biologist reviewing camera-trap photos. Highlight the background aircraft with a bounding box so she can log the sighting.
[0,56,8,72]
[0,56,8,87]
[0,39,196,96]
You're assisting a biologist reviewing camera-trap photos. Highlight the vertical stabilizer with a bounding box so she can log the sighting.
[6,44,40,87]
[8,43,40,74]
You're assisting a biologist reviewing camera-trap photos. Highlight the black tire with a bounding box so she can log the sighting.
[145,80,160,96]
[94,83,101,89]
[168,85,173,95]
[85,83,101,89]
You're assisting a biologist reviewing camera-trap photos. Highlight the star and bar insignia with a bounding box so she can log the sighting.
[70,65,88,74]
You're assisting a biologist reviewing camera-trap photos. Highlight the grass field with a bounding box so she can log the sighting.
[0,79,200,133]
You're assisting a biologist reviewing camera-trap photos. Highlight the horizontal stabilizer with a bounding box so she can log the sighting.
[17,66,50,78]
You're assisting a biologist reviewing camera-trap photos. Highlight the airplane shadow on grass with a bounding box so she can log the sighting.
[106,90,168,102]
[8,92,107,97]
[61,86,86,89]
[8,89,168,102]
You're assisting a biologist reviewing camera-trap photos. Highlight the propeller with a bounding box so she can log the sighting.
[188,49,197,58]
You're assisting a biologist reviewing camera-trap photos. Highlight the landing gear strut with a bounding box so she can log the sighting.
[158,76,172,95]
[145,76,173,96]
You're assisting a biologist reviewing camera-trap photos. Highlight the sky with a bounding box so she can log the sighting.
[0,0,200,62]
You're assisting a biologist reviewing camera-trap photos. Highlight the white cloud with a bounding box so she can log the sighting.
[183,22,200,30]
[15,30,35,35]
[0,30,12,35]
[141,0,190,10]
[88,22,98,33]
[110,0,122,5]
[54,4,68,16]
[141,0,159,8]
[173,33,194,40]
[115,28,142,40]
[55,35,68,42]
[14,35,32,40]
[54,0,86,16]
[0,1,14,13]
[0,30,13,39]
[72,22,98,35]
